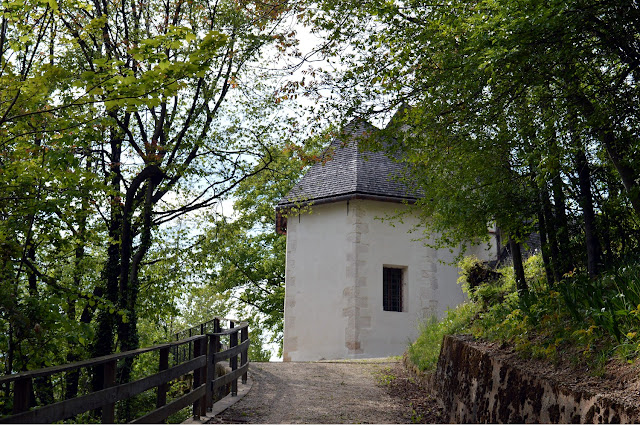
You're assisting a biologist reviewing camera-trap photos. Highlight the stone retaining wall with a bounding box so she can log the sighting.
[434,335,640,423]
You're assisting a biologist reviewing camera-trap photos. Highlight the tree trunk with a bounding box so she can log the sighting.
[541,185,562,282]
[600,174,619,268]
[117,168,161,353]
[536,204,554,285]
[529,162,555,285]
[117,172,159,421]
[575,147,601,278]
[508,237,528,296]
[601,131,640,217]
[91,130,123,396]
[27,245,37,297]
[551,169,571,274]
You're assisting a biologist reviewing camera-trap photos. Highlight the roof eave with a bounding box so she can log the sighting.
[275,193,419,234]
[276,192,418,212]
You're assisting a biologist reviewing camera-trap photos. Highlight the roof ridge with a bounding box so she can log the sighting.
[351,123,363,198]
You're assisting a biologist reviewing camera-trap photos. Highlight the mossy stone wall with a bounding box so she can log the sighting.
[435,335,640,423]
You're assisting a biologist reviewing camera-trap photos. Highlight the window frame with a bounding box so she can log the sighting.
[382,266,405,312]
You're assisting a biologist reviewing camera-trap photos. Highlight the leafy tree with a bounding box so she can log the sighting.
[304,0,640,290]
[1,0,302,400]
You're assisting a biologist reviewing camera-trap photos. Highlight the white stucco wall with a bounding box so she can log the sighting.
[283,199,495,361]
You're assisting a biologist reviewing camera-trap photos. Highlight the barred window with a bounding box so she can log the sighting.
[383,267,403,312]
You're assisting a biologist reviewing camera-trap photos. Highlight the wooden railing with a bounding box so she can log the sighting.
[0,317,249,424]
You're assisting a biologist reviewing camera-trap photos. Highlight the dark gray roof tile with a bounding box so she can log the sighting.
[277,120,421,207]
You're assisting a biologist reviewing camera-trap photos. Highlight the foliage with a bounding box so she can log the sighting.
[305,0,640,293]
[375,365,397,386]
[410,255,640,374]
[457,256,505,307]
[1,0,304,419]
[558,262,640,348]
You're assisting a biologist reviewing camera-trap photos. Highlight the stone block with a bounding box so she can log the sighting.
[345,341,361,351]
[358,316,372,328]
[355,223,369,234]
[355,296,369,308]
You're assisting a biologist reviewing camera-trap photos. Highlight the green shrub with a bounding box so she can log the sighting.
[457,256,503,303]
[557,262,640,360]
[408,254,640,373]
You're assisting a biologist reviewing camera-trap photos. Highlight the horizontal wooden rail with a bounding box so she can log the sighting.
[0,334,206,385]
[210,322,249,336]
[171,316,227,341]
[131,383,206,424]
[1,356,206,424]
[211,363,249,390]
[212,338,250,363]
[0,317,250,424]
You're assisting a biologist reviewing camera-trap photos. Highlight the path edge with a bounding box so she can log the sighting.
[182,377,253,424]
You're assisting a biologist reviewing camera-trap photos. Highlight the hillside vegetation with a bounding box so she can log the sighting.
[409,255,640,376]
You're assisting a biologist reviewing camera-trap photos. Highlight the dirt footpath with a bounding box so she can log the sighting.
[208,359,433,424]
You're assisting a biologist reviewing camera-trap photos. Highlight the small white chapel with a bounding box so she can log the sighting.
[276,120,497,361]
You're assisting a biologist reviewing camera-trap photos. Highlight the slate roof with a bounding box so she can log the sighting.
[277,119,421,209]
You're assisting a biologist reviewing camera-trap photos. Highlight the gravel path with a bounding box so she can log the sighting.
[208,359,415,424]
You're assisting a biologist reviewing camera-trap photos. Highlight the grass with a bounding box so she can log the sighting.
[408,303,475,371]
[408,254,640,374]
[375,366,397,386]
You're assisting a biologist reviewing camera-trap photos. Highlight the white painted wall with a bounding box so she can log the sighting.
[283,199,495,361]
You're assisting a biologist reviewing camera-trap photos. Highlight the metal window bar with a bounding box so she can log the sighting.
[383,267,403,312]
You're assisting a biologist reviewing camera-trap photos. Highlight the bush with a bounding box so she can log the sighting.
[557,262,640,360]
[409,255,640,374]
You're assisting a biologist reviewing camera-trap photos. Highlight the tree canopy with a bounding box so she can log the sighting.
[0,0,302,400]
[304,0,640,290]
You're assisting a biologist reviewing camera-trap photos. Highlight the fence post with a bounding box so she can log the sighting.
[192,337,207,419]
[188,328,192,360]
[12,377,32,415]
[172,331,178,365]
[212,332,222,402]
[213,318,221,352]
[206,334,216,410]
[241,325,248,385]
[157,346,170,415]
[198,337,207,418]
[102,360,117,423]
[230,328,238,397]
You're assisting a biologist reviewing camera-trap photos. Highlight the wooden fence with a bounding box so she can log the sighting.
[0,317,249,424]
